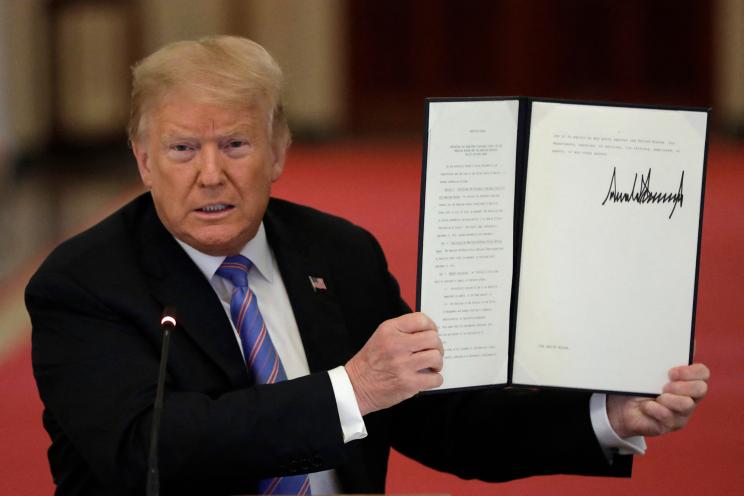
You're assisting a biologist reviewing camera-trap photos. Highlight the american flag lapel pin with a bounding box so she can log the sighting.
[309,275,327,292]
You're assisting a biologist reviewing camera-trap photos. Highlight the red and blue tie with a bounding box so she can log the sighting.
[217,255,311,496]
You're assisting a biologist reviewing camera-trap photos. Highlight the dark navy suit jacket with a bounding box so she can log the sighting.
[27,193,630,495]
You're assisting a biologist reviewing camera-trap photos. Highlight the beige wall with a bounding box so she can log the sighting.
[139,0,232,53]
[716,0,744,128]
[56,3,131,140]
[0,1,9,150]
[4,0,51,152]
[246,0,346,133]
[0,1,9,180]
[0,0,346,153]
[2,0,743,153]
[139,0,347,133]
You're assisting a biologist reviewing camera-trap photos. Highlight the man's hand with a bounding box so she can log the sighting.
[607,363,710,439]
[345,312,444,416]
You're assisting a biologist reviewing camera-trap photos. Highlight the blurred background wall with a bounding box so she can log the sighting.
[0,0,735,282]
[0,0,741,271]
[2,0,743,157]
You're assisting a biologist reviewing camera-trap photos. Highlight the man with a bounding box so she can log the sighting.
[27,36,709,495]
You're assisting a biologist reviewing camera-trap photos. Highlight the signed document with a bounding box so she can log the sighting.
[417,98,709,395]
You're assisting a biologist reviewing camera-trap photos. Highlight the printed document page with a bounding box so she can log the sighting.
[420,100,518,389]
[513,102,707,394]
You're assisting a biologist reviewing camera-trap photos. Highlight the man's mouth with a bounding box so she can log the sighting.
[196,203,234,213]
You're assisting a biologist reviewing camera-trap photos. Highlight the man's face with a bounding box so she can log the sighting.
[132,90,285,256]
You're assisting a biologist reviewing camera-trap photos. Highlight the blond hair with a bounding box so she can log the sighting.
[128,35,289,147]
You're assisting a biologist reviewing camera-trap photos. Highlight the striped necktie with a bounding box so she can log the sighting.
[217,255,311,496]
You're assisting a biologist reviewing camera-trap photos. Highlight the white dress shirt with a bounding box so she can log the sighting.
[176,224,362,494]
[176,222,644,491]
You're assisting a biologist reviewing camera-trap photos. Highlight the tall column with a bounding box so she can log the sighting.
[0,0,9,173]
[716,0,744,133]
[54,3,132,141]
[3,0,51,154]
[139,0,232,53]
[245,0,346,136]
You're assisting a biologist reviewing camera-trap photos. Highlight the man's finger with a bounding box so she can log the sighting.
[411,348,444,373]
[405,329,444,354]
[640,401,678,432]
[669,363,710,381]
[393,312,437,334]
[662,379,708,400]
[415,368,444,391]
[643,398,693,432]
[656,393,696,416]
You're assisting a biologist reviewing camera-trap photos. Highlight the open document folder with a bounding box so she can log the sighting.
[417,98,709,396]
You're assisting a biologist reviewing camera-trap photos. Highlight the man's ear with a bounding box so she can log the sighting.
[131,140,152,188]
[270,138,288,182]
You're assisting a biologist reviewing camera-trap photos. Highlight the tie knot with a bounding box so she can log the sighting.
[216,255,253,288]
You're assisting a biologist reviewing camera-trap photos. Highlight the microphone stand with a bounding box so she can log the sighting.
[147,308,177,496]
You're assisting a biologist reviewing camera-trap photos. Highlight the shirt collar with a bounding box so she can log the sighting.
[175,222,274,284]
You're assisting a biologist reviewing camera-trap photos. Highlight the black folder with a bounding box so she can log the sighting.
[416,97,709,396]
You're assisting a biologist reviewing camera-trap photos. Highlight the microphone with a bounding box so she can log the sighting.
[147,307,177,496]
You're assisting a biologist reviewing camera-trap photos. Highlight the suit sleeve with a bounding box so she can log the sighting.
[390,388,632,482]
[27,269,348,493]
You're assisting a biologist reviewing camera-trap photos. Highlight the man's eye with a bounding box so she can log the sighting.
[223,140,250,157]
[167,143,197,161]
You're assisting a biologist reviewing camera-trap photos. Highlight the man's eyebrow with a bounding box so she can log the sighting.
[216,125,254,137]
[156,122,257,143]
[159,133,197,144]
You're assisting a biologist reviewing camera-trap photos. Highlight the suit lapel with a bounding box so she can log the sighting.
[264,202,354,373]
[135,194,353,383]
[136,196,250,387]
[264,202,374,490]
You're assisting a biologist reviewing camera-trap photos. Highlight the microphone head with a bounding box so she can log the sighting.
[160,306,177,329]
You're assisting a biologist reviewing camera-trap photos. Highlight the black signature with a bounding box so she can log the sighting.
[601,167,684,219]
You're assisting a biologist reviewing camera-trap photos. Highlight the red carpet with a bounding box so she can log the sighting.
[1,139,742,494]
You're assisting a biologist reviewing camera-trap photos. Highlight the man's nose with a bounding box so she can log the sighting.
[197,145,225,187]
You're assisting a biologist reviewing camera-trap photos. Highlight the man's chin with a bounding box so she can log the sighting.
[189,240,242,256]
[181,229,254,257]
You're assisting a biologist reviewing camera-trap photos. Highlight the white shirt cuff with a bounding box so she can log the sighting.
[327,366,368,443]
[590,393,647,459]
